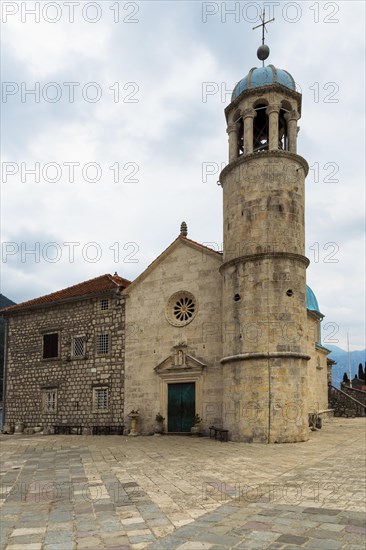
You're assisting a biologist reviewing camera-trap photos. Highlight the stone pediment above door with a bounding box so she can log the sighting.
[154,347,207,378]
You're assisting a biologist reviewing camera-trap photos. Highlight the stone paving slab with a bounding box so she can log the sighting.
[146,502,365,550]
[0,418,365,549]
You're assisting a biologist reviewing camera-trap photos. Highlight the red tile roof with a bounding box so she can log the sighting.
[0,274,130,314]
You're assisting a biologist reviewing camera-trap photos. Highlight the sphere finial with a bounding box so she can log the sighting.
[252,9,274,65]
[257,44,270,61]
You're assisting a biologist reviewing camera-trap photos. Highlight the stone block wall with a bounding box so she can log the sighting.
[4,293,125,431]
[340,385,366,406]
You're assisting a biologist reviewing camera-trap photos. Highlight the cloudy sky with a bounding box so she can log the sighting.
[1,0,365,350]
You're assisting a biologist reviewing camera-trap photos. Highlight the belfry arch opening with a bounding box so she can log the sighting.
[253,102,269,152]
[226,96,300,161]
[237,117,244,155]
[279,100,292,150]
[233,110,244,156]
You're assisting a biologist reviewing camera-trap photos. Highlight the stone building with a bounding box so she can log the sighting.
[122,235,329,442]
[1,275,129,433]
[1,47,333,442]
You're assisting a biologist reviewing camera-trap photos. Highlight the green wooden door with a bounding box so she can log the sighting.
[168,383,195,432]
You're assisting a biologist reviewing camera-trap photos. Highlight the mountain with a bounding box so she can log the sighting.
[327,345,366,388]
[0,294,16,309]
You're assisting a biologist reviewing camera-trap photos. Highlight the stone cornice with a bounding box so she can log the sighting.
[220,252,310,273]
[219,150,309,184]
[307,309,325,321]
[225,83,302,120]
[221,352,310,364]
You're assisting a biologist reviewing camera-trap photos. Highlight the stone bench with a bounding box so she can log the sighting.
[209,425,229,442]
[54,425,83,435]
[92,425,124,435]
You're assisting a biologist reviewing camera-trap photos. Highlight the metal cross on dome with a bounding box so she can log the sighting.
[252,8,275,64]
[253,8,275,45]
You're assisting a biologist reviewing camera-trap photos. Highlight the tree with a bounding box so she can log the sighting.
[358,363,366,381]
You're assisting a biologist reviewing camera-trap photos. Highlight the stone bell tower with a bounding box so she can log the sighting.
[220,20,310,443]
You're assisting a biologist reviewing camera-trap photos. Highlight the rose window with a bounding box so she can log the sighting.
[166,291,197,327]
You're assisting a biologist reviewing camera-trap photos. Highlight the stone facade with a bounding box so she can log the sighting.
[3,288,126,433]
[306,313,329,414]
[123,238,223,435]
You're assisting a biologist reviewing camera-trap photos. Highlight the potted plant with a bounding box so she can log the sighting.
[154,413,165,435]
[191,414,202,436]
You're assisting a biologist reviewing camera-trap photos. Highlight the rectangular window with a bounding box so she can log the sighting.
[73,336,85,357]
[43,389,57,413]
[93,387,109,411]
[96,333,110,355]
[100,298,109,311]
[43,333,59,359]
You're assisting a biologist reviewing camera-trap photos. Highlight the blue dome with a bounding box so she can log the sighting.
[232,64,296,101]
[306,285,323,316]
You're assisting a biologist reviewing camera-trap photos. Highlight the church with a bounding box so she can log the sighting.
[1,31,332,443]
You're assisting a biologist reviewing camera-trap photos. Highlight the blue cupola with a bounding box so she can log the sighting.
[306,285,324,317]
[232,64,296,101]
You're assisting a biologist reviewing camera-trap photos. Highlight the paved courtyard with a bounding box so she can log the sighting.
[0,418,365,550]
